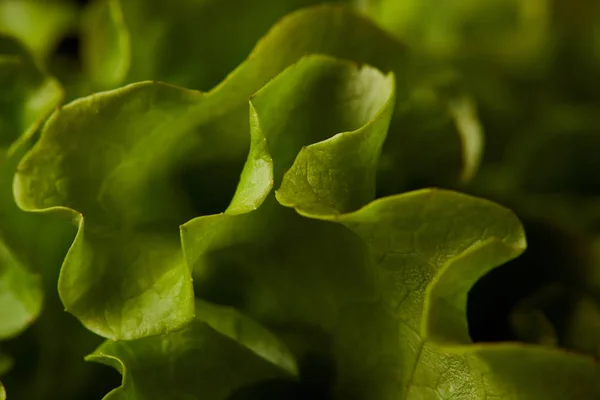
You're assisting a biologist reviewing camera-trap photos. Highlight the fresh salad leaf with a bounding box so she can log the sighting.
[3,1,600,399]
[14,5,469,341]
[180,41,600,397]
[79,1,476,190]
[87,300,297,400]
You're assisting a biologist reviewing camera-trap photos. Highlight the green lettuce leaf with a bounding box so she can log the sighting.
[87,300,297,400]
[91,51,394,397]
[185,188,538,398]
[240,55,395,216]
[14,81,201,340]
[180,41,600,398]
[87,1,477,190]
[14,5,470,340]
[4,1,600,399]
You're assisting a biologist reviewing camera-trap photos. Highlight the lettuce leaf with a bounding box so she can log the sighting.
[87,300,297,400]
[14,5,469,340]
[6,2,600,399]
[179,42,599,398]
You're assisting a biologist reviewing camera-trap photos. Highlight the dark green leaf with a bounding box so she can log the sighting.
[177,46,593,398]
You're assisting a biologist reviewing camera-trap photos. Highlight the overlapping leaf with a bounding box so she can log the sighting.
[14,5,473,340]
[360,0,600,367]
[87,300,298,400]
[84,0,478,190]
[87,52,391,399]
[2,1,600,399]
[177,44,600,399]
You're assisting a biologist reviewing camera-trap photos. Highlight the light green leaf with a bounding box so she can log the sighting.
[87,300,297,400]
[273,63,396,216]
[276,100,600,397]
[116,1,472,188]
[14,80,226,340]
[189,167,600,398]
[182,54,395,396]
[243,55,396,216]
[309,191,527,398]
[187,183,544,397]
[181,36,599,396]
[14,4,464,340]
